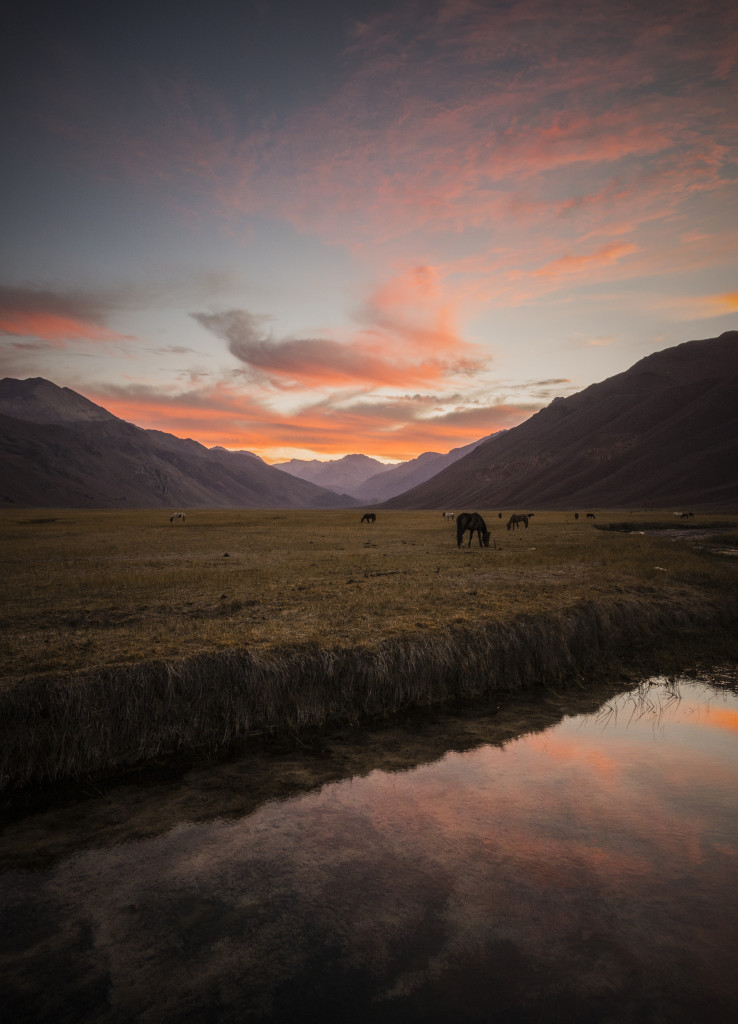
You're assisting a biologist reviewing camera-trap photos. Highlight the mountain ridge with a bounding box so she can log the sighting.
[2,331,735,510]
[0,381,356,509]
[380,331,738,510]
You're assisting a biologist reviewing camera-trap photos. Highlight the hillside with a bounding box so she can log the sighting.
[0,379,355,509]
[275,436,496,502]
[274,453,394,495]
[381,331,738,510]
[353,434,498,503]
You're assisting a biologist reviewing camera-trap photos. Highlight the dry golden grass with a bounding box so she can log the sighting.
[1,507,736,684]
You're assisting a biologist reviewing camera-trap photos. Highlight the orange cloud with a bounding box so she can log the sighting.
[0,285,134,347]
[534,243,639,280]
[88,378,533,461]
[647,290,738,321]
[709,292,738,314]
[0,310,130,345]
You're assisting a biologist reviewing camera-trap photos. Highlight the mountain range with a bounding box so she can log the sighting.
[0,377,488,509]
[381,330,738,510]
[275,435,496,501]
[1,330,735,510]
[0,378,355,509]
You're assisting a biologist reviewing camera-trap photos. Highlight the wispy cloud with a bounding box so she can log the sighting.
[88,375,536,461]
[192,265,488,391]
[0,285,132,345]
[36,0,738,305]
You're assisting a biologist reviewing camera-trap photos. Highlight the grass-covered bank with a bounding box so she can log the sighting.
[2,590,737,797]
[1,508,737,795]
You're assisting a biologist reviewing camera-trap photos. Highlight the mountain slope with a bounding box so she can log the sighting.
[381,331,738,510]
[0,379,356,509]
[353,434,498,503]
[274,453,394,495]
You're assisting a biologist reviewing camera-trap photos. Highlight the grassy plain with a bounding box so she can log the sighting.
[3,507,736,683]
[1,507,737,792]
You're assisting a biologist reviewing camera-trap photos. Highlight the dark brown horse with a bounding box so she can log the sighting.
[361,513,376,524]
[507,514,528,530]
[457,512,490,548]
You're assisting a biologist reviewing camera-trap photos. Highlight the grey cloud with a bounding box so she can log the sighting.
[192,309,432,386]
[0,284,114,322]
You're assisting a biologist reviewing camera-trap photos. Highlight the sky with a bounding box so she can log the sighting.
[1,0,736,463]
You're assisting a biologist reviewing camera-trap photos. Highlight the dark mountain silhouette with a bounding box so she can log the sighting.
[0,378,356,509]
[381,331,738,510]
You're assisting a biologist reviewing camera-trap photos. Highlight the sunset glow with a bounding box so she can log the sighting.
[1,0,736,460]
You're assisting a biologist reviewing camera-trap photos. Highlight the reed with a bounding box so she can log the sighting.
[1,508,736,793]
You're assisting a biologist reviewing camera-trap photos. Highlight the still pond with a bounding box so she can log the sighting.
[1,674,737,1023]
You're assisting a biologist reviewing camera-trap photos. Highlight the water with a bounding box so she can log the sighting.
[2,676,737,1023]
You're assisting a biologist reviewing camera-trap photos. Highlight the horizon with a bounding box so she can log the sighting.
[1,0,737,462]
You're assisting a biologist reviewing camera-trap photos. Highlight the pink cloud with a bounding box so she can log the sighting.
[0,310,130,346]
[534,243,639,280]
[192,265,488,391]
[0,286,133,346]
[89,376,535,461]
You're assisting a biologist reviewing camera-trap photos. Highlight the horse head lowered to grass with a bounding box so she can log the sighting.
[457,512,490,548]
[507,514,528,530]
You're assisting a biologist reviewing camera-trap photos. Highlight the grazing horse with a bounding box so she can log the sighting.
[586,512,596,519]
[457,512,490,548]
[442,512,455,521]
[507,514,528,530]
[574,513,579,520]
[361,512,376,524]
[170,512,185,522]
[498,512,503,519]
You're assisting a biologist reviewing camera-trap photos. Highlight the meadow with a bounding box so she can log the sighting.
[1,508,737,794]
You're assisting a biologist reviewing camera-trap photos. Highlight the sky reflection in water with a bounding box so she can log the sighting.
[2,678,737,1023]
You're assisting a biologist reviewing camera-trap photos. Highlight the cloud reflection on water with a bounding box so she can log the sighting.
[1,677,737,1022]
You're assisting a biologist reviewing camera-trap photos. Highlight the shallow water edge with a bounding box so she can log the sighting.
[2,673,737,1024]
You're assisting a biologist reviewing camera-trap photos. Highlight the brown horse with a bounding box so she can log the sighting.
[507,514,528,530]
[457,512,490,548]
[361,513,376,524]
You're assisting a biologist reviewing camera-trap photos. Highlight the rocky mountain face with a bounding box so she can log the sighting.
[0,379,356,509]
[381,331,738,510]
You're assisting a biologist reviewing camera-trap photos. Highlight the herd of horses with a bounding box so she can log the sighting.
[168,508,684,548]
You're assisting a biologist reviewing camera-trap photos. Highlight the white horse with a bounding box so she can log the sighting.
[443,512,455,521]
[170,512,186,523]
